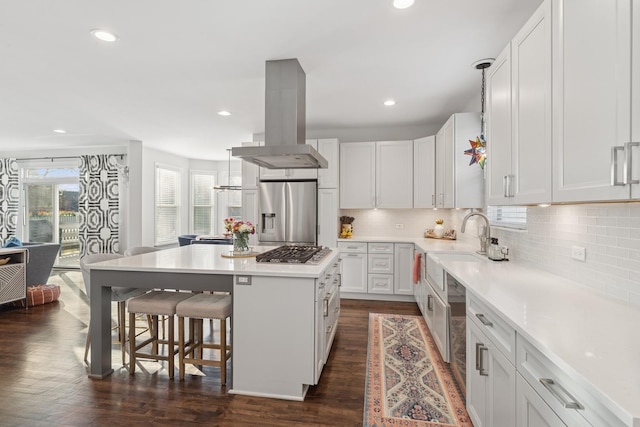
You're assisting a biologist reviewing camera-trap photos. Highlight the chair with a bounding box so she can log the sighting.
[80,253,149,366]
[178,234,197,246]
[124,246,161,256]
[128,291,192,379]
[176,293,232,385]
[190,238,232,245]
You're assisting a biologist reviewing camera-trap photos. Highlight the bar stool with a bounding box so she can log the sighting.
[128,291,192,379]
[176,293,232,385]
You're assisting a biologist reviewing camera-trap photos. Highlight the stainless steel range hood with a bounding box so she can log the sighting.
[232,59,328,169]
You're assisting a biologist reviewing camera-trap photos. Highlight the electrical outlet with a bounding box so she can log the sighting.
[395,223,404,229]
[571,246,586,262]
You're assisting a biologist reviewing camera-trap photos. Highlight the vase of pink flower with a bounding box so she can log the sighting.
[225,218,255,254]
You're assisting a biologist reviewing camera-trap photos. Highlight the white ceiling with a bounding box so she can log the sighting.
[0,0,542,161]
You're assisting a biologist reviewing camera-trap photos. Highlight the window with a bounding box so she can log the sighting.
[487,205,527,230]
[191,172,216,235]
[155,165,180,246]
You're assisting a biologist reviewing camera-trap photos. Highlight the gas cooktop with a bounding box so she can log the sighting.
[256,245,332,264]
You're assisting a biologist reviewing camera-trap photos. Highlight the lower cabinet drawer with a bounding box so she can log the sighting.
[467,292,516,365]
[367,274,393,294]
[368,253,393,274]
[516,336,626,427]
[516,373,566,427]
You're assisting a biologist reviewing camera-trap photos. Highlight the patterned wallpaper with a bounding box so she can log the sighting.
[79,155,120,256]
[0,159,19,245]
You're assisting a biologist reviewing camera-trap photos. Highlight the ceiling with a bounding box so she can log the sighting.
[0,0,542,161]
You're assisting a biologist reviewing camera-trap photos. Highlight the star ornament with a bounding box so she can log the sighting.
[464,136,486,169]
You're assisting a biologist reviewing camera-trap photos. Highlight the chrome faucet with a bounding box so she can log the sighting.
[461,211,491,255]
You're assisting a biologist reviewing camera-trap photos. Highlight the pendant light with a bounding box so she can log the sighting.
[464,58,494,170]
[213,149,241,191]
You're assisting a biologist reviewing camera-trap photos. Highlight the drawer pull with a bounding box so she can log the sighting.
[323,298,329,317]
[475,342,488,376]
[475,313,493,327]
[539,378,583,410]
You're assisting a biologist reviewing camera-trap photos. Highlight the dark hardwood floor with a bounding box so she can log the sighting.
[0,270,420,426]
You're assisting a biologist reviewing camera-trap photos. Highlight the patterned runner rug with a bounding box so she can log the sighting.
[364,313,472,427]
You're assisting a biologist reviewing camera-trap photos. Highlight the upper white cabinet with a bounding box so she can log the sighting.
[340,142,376,208]
[435,113,484,208]
[634,1,640,200]
[413,136,436,208]
[552,0,636,202]
[317,138,339,189]
[376,141,413,208]
[340,141,413,209]
[241,141,261,189]
[487,0,552,205]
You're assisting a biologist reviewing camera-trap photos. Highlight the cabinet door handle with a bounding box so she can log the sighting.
[427,294,433,311]
[431,194,435,206]
[539,378,583,410]
[611,145,626,186]
[625,142,639,184]
[475,342,489,376]
[503,175,508,197]
[475,313,493,327]
[323,297,329,317]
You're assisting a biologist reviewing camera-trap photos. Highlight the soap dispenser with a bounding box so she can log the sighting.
[488,237,501,261]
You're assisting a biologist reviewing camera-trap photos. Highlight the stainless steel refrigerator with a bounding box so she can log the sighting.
[258,180,317,245]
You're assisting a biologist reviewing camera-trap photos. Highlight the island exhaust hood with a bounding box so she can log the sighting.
[231,59,328,169]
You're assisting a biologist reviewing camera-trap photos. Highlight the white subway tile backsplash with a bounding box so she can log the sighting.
[479,202,640,306]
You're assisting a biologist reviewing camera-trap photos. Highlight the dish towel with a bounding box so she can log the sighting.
[413,252,421,284]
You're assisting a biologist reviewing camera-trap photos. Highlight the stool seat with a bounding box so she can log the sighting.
[176,293,231,319]
[129,291,192,315]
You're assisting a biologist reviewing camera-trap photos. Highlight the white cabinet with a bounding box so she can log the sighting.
[375,140,413,208]
[435,113,484,208]
[241,141,260,189]
[259,140,319,180]
[241,189,259,246]
[393,243,414,295]
[552,0,634,202]
[337,242,368,293]
[317,138,339,189]
[413,135,436,208]
[516,334,626,427]
[318,188,338,248]
[466,309,517,427]
[339,142,375,208]
[339,141,413,209]
[516,374,566,427]
[487,0,552,206]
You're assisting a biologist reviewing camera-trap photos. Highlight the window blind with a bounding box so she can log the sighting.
[487,205,527,230]
[191,173,215,235]
[155,166,180,246]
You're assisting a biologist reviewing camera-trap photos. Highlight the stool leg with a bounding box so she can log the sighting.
[129,311,136,375]
[220,317,227,386]
[118,301,127,366]
[198,319,204,359]
[167,315,174,379]
[152,316,159,354]
[178,316,185,380]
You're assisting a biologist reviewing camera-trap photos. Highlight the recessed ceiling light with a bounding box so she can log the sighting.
[393,0,415,9]
[53,129,66,134]
[91,29,119,42]
[218,111,231,116]
[384,100,396,106]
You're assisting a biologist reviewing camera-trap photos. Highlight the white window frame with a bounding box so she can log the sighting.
[154,164,181,246]
[487,205,528,230]
[190,170,216,235]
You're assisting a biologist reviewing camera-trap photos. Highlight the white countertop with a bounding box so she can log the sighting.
[441,258,640,425]
[338,236,478,253]
[88,244,339,279]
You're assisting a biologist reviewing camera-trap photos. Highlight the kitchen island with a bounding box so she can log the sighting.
[87,244,340,401]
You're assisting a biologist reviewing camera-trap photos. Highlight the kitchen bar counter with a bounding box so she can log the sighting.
[87,244,340,400]
[441,258,640,426]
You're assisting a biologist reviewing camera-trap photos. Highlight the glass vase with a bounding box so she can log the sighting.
[233,232,251,254]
